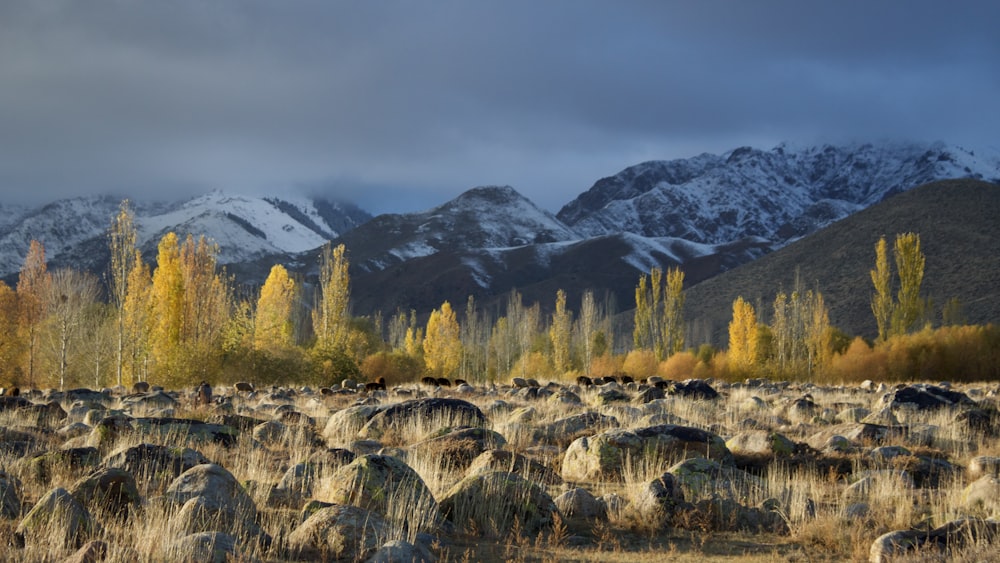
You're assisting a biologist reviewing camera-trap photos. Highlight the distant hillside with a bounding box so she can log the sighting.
[684,179,1000,346]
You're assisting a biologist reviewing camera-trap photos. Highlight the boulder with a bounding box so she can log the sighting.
[968,456,1000,480]
[165,463,257,523]
[554,487,607,521]
[561,424,731,483]
[366,539,437,563]
[317,454,440,533]
[0,470,22,518]
[632,472,685,525]
[878,384,973,411]
[169,494,269,547]
[533,412,619,447]
[869,518,1000,563]
[322,405,380,445]
[692,497,788,534]
[407,426,506,469]
[27,447,101,482]
[358,398,486,440]
[726,431,797,458]
[69,467,141,517]
[440,471,557,536]
[62,539,108,563]
[666,379,719,400]
[165,531,240,563]
[467,449,563,486]
[961,475,1000,515]
[103,443,210,489]
[131,417,238,447]
[668,457,762,499]
[15,487,95,549]
[287,504,387,561]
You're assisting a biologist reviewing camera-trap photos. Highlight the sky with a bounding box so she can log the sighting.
[1,1,998,215]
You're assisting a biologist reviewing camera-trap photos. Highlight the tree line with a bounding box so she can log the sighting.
[1,201,997,391]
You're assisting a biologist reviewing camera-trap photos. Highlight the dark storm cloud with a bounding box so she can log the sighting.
[1,1,997,213]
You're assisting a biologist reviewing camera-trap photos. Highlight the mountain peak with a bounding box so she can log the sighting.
[558,141,1000,246]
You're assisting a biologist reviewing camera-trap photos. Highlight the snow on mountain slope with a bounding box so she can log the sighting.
[558,142,1000,246]
[0,191,371,278]
[138,192,333,262]
[0,196,123,277]
[338,185,580,274]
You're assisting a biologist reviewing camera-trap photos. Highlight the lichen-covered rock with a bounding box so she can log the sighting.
[408,426,506,470]
[869,518,1000,563]
[27,447,101,482]
[62,539,107,563]
[632,472,684,525]
[169,494,270,547]
[691,497,788,534]
[103,443,209,490]
[69,467,141,517]
[0,470,22,519]
[15,487,95,549]
[287,504,387,561]
[961,475,1000,515]
[165,464,256,522]
[440,471,557,536]
[561,424,731,483]
[968,456,1000,480]
[666,379,719,400]
[358,398,486,441]
[322,405,378,445]
[365,539,437,563]
[668,457,762,499]
[165,531,240,563]
[554,487,607,521]
[466,449,563,486]
[317,454,439,533]
[533,412,619,447]
[726,431,797,458]
[131,417,238,447]
[878,384,973,412]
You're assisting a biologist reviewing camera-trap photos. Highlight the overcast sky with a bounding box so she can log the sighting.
[1,1,998,214]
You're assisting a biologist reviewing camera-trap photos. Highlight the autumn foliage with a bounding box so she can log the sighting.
[0,207,998,391]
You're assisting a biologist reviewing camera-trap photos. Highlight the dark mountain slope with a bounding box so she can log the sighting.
[683,179,1000,346]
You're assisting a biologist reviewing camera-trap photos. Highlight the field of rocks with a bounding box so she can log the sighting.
[2,375,1000,562]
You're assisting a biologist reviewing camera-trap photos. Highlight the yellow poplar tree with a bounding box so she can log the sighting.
[423,301,461,377]
[150,233,185,376]
[0,282,21,384]
[123,250,152,383]
[870,236,893,342]
[549,289,572,373]
[728,296,759,372]
[313,243,351,352]
[254,264,298,353]
[17,240,51,388]
[633,273,652,351]
[891,232,925,336]
[662,267,686,359]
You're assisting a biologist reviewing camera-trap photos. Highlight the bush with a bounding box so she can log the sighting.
[360,351,425,386]
[658,351,698,380]
[621,349,658,379]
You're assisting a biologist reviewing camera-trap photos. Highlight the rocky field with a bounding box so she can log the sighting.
[2,376,1000,562]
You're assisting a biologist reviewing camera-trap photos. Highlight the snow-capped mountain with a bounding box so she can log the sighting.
[0,191,371,279]
[333,185,579,274]
[558,142,1000,246]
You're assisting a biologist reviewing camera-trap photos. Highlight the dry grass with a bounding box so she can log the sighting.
[1,378,998,561]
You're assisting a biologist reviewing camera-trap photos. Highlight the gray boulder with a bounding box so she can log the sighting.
[287,504,387,561]
[15,487,95,549]
[165,531,240,563]
[562,424,731,483]
[440,471,557,537]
